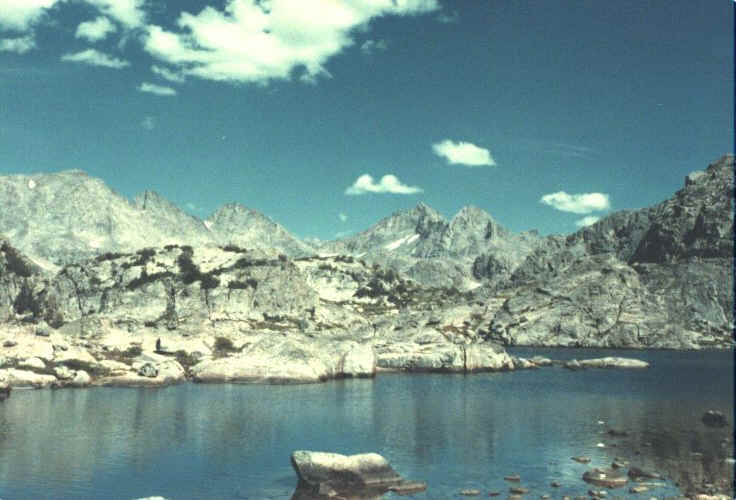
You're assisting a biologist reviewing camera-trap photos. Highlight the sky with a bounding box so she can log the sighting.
[0,0,732,241]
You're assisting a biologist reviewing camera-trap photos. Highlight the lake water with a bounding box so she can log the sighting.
[0,348,732,499]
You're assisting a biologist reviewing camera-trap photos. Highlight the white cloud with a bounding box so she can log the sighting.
[141,116,155,130]
[138,82,177,96]
[338,213,348,222]
[61,49,130,68]
[575,216,601,228]
[84,0,146,29]
[143,0,439,84]
[360,39,387,54]
[0,0,60,31]
[432,139,496,167]
[75,16,116,42]
[345,174,423,195]
[540,192,611,214]
[0,36,36,54]
[151,65,185,83]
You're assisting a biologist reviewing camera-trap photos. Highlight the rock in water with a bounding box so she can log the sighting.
[582,468,628,488]
[702,410,728,428]
[290,450,425,496]
[577,357,649,369]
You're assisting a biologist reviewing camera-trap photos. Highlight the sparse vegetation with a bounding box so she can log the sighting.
[127,269,173,290]
[222,244,247,253]
[95,251,126,262]
[227,278,258,290]
[213,336,237,357]
[1,242,33,277]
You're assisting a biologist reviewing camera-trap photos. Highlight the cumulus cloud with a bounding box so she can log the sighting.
[142,0,439,84]
[0,36,36,54]
[432,139,496,167]
[138,82,177,96]
[345,174,423,195]
[61,49,130,68]
[540,191,610,214]
[0,0,60,31]
[140,116,155,130]
[360,39,387,54]
[338,213,348,222]
[76,16,116,42]
[575,216,601,227]
[84,0,146,29]
[151,65,185,83]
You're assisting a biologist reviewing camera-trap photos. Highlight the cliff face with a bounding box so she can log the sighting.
[0,155,732,350]
[488,155,734,348]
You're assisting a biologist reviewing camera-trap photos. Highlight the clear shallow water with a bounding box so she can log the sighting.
[0,348,732,500]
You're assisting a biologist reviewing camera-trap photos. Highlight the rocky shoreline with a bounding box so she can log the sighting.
[0,321,664,394]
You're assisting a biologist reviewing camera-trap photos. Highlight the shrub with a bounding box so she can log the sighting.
[2,243,33,277]
[177,252,200,284]
[174,350,200,369]
[222,244,246,253]
[123,345,142,357]
[213,337,237,357]
[95,252,126,262]
[228,278,257,290]
[200,273,220,290]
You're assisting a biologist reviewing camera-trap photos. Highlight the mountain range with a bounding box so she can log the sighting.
[0,154,732,350]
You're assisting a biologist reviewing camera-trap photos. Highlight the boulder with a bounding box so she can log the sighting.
[70,370,91,387]
[18,357,46,371]
[54,366,74,380]
[191,347,329,384]
[460,489,481,496]
[290,450,424,496]
[582,468,628,488]
[577,357,649,369]
[702,410,728,428]
[137,363,158,378]
[1,368,57,388]
[530,355,552,366]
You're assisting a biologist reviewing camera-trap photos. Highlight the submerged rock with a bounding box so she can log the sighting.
[702,410,728,428]
[627,467,661,480]
[460,489,481,496]
[582,468,628,488]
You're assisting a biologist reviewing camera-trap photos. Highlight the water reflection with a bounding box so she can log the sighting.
[0,349,731,499]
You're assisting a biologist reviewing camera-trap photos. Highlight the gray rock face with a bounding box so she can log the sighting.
[205,203,314,257]
[320,202,541,289]
[485,155,734,349]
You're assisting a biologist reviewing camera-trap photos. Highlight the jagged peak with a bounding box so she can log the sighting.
[134,190,177,210]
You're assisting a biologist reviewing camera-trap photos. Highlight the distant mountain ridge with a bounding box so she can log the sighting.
[0,154,733,294]
[0,170,311,266]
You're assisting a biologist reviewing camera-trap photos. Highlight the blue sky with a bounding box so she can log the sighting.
[0,0,732,240]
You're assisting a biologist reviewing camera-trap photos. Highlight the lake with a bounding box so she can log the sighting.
[0,348,732,499]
